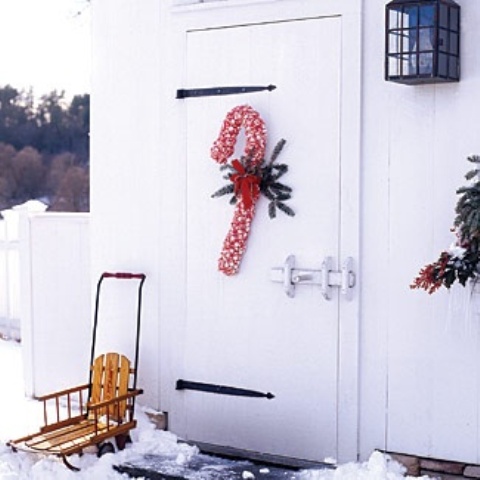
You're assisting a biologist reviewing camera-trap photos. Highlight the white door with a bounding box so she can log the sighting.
[182,17,352,462]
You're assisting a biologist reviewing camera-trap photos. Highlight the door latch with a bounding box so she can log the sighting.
[270,255,355,300]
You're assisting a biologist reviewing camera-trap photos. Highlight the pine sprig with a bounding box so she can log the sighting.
[276,201,295,217]
[269,138,286,164]
[259,139,295,218]
[411,155,480,293]
[211,184,234,199]
[211,139,295,220]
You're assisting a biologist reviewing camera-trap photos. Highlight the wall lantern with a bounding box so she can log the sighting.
[385,0,460,85]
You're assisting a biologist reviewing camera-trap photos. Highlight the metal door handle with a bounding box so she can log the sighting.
[271,255,356,300]
[283,255,296,298]
[321,256,333,300]
[341,257,356,300]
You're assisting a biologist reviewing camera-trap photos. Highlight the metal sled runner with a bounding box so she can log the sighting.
[8,272,146,471]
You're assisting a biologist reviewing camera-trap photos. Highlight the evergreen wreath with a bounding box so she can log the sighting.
[411,155,480,294]
[211,138,295,219]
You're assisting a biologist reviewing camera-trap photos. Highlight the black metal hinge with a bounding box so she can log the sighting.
[176,379,275,399]
[176,84,276,99]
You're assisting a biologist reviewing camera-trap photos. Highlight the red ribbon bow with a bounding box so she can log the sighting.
[230,159,260,210]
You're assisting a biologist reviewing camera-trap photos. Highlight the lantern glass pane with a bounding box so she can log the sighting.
[450,8,459,31]
[439,4,449,28]
[405,28,416,53]
[449,56,459,78]
[388,56,401,77]
[419,5,435,26]
[389,8,401,29]
[438,28,448,52]
[418,53,433,74]
[408,53,418,75]
[404,54,415,76]
[438,52,448,76]
[450,32,459,54]
[419,28,434,51]
[403,5,418,28]
[389,31,403,54]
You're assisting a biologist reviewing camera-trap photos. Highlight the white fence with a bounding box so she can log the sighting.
[0,202,91,397]
[0,220,19,339]
[0,201,48,340]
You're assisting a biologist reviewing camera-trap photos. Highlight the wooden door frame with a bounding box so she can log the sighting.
[157,0,362,463]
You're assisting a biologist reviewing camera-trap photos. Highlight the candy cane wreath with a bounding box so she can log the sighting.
[210,105,294,276]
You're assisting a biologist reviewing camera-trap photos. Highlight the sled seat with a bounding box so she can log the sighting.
[8,353,142,469]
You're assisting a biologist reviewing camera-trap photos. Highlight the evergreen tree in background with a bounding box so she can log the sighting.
[0,85,89,213]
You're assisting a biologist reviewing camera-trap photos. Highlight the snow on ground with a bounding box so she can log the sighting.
[0,339,429,479]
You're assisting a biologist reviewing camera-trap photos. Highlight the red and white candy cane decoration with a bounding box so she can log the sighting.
[210,105,267,276]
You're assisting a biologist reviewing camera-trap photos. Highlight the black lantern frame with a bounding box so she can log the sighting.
[385,0,460,85]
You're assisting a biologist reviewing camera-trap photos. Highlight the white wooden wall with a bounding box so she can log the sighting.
[90,0,162,407]
[91,0,480,464]
[360,0,480,464]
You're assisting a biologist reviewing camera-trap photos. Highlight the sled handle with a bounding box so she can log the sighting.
[89,272,146,397]
[102,272,146,280]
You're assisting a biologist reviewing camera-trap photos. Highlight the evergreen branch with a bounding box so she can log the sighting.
[272,164,288,173]
[211,184,234,198]
[263,189,276,201]
[470,210,480,237]
[413,154,480,293]
[269,139,286,164]
[271,164,288,180]
[465,169,480,181]
[276,202,295,217]
[268,202,276,219]
[467,155,480,164]
[457,186,477,195]
[270,182,292,193]
[275,192,292,201]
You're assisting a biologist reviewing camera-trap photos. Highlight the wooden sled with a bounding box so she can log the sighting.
[8,272,146,471]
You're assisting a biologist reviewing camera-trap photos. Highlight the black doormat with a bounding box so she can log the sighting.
[114,452,330,479]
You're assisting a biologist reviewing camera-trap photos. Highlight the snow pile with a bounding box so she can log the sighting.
[0,340,429,479]
[0,405,199,479]
[299,451,429,480]
[0,340,44,442]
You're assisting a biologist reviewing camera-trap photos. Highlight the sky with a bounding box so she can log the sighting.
[0,0,91,99]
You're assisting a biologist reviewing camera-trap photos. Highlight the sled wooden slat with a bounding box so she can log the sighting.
[90,354,105,405]
[16,418,138,456]
[26,421,102,451]
[104,353,119,403]
[117,356,131,419]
